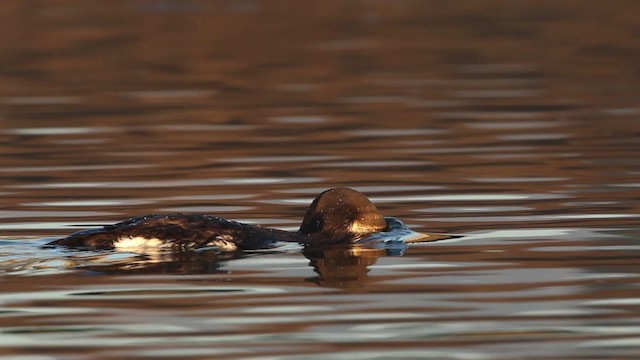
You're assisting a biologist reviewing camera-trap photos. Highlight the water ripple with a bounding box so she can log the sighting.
[264,193,568,205]
[2,164,154,173]
[12,177,323,189]
[1,96,81,105]
[468,177,569,183]
[426,213,638,222]
[416,206,531,213]
[4,127,115,136]
[123,89,215,99]
[218,155,341,163]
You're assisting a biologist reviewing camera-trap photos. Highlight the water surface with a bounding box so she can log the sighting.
[1,1,640,359]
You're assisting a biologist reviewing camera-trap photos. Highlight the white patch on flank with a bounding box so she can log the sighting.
[207,234,238,251]
[114,236,165,252]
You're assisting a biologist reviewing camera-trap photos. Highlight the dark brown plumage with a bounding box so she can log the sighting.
[45,188,419,252]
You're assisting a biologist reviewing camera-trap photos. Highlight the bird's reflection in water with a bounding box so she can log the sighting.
[75,249,242,275]
[302,245,386,289]
[74,245,388,287]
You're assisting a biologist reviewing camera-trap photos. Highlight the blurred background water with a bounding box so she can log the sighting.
[1,1,640,359]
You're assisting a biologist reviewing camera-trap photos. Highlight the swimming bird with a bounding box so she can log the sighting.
[44,187,430,252]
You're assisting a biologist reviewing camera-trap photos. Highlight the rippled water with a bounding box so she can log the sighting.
[1,1,640,359]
